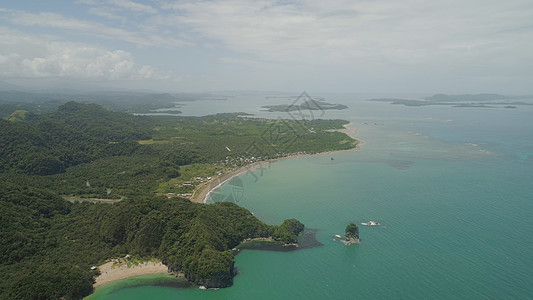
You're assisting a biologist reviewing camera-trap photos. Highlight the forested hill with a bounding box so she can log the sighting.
[0,180,304,299]
[50,101,152,141]
[0,101,151,175]
[0,102,356,299]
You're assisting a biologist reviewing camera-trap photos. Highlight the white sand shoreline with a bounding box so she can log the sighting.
[93,260,169,288]
[196,122,362,204]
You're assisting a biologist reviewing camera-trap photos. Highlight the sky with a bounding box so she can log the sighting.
[0,0,532,94]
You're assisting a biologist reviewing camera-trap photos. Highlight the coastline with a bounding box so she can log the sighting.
[191,123,362,204]
[93,260,170,288]
[91,123,360,289]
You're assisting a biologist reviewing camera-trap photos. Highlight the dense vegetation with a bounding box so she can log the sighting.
[0,182,304,297]
[0,102,357,299]
[1,102,356,198]
[345,223,359,240]
[272,219,305,243]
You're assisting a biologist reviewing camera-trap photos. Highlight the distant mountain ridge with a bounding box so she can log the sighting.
[0,81,28,91]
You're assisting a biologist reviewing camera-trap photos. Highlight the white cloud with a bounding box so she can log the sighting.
[108,0,158,14]
[0,27,178,81]
[157,0,533,71]
[76,0,157,13]
[88,7,127,22]
[6,0,532,71]
[1,0,532,92]
[0,9,191,48]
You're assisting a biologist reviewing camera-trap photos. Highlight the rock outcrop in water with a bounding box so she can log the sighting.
[344,223,360,245]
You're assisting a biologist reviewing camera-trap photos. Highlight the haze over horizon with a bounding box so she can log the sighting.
[1,1,532,94]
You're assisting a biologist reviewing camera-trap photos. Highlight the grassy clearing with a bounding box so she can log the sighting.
[157,163,228,194]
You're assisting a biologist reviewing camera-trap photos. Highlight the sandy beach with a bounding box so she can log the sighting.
[92,124,360,288]
[191,123,362,204]
[191,160,268,203]
[94,260,169,287]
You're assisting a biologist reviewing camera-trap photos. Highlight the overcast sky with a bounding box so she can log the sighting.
[1,0,532,94]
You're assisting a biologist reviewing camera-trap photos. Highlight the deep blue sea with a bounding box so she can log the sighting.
[89,94,533,299]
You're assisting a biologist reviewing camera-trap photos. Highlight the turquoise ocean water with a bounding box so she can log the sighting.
[89,95,533,299]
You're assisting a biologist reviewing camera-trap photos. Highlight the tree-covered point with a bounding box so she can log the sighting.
[272,219,305,243]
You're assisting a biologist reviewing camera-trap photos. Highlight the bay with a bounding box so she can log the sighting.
[89,94,533,299]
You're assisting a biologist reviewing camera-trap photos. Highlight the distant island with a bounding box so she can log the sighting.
[0,100,359,298]
[262,99,348,112]
[425,93,514,102]
[369,93,533,108]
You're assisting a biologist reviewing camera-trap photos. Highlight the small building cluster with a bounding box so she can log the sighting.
[166,193,193,198]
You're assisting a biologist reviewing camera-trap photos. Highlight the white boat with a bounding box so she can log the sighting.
[335,234,342,238]
[361,221,380,226]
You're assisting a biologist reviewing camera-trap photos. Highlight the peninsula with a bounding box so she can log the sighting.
[0,101,359,298]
